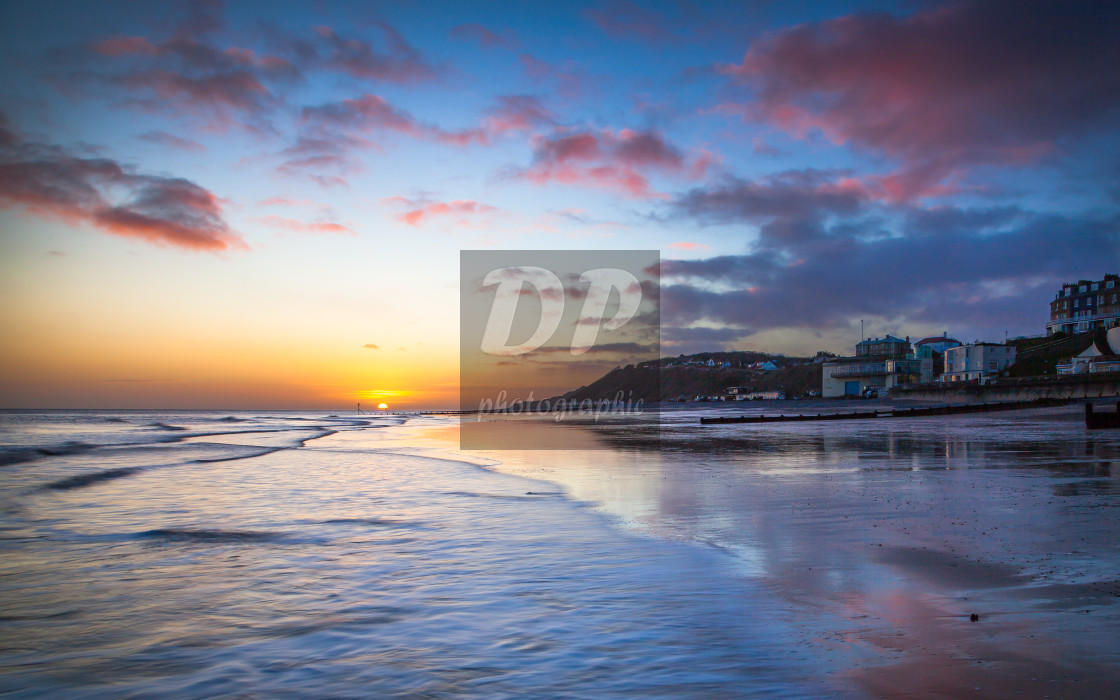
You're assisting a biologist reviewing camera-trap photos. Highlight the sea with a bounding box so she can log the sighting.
[1,405,1118,698]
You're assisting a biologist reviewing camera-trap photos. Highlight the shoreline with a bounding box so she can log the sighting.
[2,409,1117,697]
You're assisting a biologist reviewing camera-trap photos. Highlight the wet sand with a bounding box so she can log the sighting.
[413,403,1120,698]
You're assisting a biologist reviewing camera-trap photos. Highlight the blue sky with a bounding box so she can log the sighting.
[1,0,1118,407]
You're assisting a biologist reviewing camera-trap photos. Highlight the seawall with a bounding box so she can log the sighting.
[895,371,1120,402]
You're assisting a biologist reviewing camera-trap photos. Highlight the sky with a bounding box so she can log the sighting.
[1,0,1118,409]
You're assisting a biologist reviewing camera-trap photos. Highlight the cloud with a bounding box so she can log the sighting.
[718,0,1120,199]
[661,168,1120,337]
[301,94,486,146]
[0,116,243,251]
[255,215,355,235]
[138,130,206,152]
[661,326,747,351]
[449,23,519,50]
[51,8,439,131]
[384,196,497,226]
[257,197,319,207]
[0,113,16,149]
[667,241,710,251]
[92,36,160,56]
[281,94,487,181]
[585,1,675,41]
[527,342,658,356]
[484,95,554,134]
[519,54,589,100]
[519,127,713,197]
[309,24,437,83]
[276,133,366,186]
[674,169,867,246]
[363,343,380,349]
[278,90,567,185]
[48,2,301,130]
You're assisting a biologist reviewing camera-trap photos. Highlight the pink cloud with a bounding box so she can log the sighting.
[311,23,437,84]
[667,241,711,251]
[449,23,519,50]
[520,128,710,198]
[484,95,554,134]
[257,197,319,207]
[586,1,674,41]
[256,215,355,235]
[717,1,1120,199]
[276,132,369,186]
[138,130,206,152]
[384,197,498,226]
[55,8,300,130]
[302,94,488,145]
[282,94,488,182]
[0,113,242,251]
[519,54,588,100]
[54,5,448,135]
[91,36,159,56]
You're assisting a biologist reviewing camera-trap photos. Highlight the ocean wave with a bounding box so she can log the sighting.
[0,447,47,467]
[190,446,288,463]
[134,528,288,544]
[444,490,553,501]
[43,467,143,490]
[299,429,336,446]
[147,422,187,431]
[321,517,427,529]
[1,441,99,467]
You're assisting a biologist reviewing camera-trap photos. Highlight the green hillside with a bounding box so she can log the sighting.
[1008,332,1098,377]
[563,354,824,402]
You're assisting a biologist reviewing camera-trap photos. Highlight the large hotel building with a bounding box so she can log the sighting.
[1047,273,1120,336]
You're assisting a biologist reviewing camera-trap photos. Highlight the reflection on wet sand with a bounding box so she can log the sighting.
[417,404,1120,699]
[458,415,617,450]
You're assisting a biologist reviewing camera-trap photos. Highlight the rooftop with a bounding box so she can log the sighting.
[856,335,909,346]
[915,335,960,345]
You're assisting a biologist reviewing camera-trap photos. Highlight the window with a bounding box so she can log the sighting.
[1074,299,1080,307]
[1108,280,1116,289]
[1091,283,1099,291]
[1066,288,1072,297]
[1080,285,1088,292]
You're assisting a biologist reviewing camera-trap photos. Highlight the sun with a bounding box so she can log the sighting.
[378,403,389,410]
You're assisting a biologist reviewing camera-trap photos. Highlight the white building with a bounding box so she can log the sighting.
[1056,327,1120,374]
[941,343,1016,383]
[822,357,932,397]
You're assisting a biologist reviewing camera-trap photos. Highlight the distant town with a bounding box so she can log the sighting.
[570,273,1120,403]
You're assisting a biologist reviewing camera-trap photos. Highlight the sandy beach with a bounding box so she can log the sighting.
[414,402,1120,698]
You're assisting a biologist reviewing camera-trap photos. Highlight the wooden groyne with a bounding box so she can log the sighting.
[699,397,1070,425]
[1086,402,1120,430]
